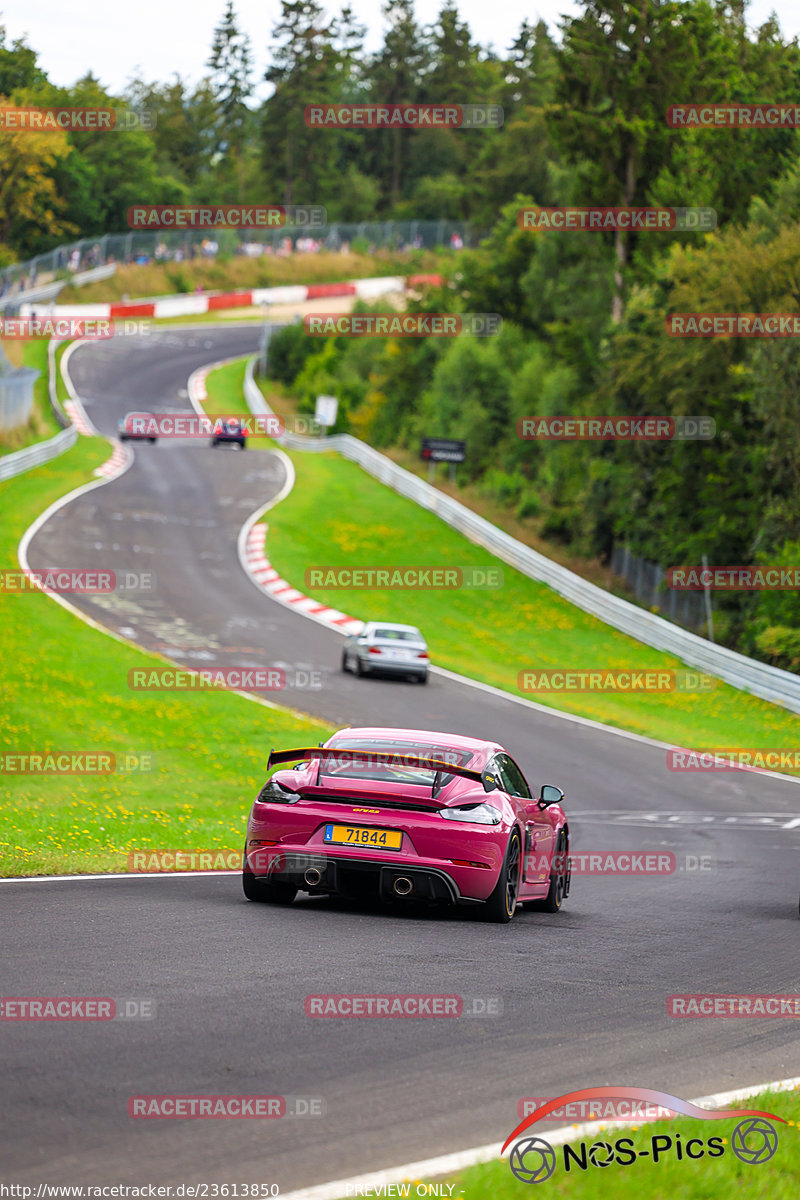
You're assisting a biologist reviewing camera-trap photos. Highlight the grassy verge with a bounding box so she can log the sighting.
[202,358,800,759]
[412,1085,800,1199]
[0,437,330,877]
[0,338,61,455]
[57,248,451,304]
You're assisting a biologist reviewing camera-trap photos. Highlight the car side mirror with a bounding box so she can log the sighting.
[481,767,499,793]
[538,784,564,808]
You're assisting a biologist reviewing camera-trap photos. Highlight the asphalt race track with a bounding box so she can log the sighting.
[4,327,800,1189]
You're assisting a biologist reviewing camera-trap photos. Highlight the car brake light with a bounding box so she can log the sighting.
[368,647,382,654]
[417,652,429,659]
[450,859,491,869]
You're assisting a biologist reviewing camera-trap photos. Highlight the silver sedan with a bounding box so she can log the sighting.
[341,622,429,684]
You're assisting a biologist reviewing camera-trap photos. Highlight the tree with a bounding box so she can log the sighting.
[553,0,710,322]
[0,97,75,254]
[208,1,254,200]
[262,0,343,204]
[367,0,428,207]
[0,22,46,96]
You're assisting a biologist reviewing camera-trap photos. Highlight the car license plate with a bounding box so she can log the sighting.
[384,648,410,659]
[323,824,403,850]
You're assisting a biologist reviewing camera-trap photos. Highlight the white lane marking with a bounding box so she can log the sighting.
[278,1075,800,1200]
[570,810,800,828]
[0,871,238,884]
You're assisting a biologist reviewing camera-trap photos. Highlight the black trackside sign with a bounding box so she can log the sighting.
[421,437,466,463]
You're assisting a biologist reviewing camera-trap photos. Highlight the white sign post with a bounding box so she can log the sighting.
[315,394,338,436]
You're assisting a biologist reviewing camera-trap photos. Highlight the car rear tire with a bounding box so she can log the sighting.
[354,656,364,677]
[242,867,297,905]
[341,651,350,673]
[539,830,568,913]
[482,830,521,924]
[149,437,157,444]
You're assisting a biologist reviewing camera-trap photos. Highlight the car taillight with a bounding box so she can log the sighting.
[368,647,382,654]
[417,652,429,659]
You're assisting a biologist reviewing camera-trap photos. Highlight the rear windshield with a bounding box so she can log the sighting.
[323,737,474,787]
[372,628,421,641]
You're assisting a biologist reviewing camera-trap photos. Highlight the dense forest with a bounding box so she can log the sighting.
[4,0,800,664]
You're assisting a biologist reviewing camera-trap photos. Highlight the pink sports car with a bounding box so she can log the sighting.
[242,727,570,923]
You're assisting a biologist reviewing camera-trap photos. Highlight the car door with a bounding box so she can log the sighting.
[496,753,553,886]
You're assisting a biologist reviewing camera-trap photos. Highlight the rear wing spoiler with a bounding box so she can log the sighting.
[267,745,495,792]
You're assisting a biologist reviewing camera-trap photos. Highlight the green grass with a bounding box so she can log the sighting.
[0,338,61,455]
[201,357,800,759]
[0,436,330,877]
[416,1085,800,1199]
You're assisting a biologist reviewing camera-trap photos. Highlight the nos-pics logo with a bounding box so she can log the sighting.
[504,1087,783,1183]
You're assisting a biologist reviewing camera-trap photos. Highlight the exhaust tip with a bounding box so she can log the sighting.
[393,875,414,897]
[304,867,322,887]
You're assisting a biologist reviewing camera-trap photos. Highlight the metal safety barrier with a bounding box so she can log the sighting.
[0,426,78,482]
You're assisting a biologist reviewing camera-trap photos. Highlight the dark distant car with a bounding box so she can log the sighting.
[342,622,429,683]
[211,419,247,449]
[118,414,156,443]
[242,726,570,923]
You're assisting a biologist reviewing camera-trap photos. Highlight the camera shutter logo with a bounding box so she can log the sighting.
[731,1118,778,1165]
[509,1136,557,1184]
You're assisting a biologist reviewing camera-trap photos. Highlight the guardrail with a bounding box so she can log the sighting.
[0,425,78,481]
[244,356,800,714]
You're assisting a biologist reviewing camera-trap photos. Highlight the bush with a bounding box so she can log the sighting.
[753,625,800,672]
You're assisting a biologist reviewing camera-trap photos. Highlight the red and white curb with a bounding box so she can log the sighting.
[60,342,133,480]
[63,399,95,436]
[191,367,363,636]
[243,522,363,635]
[94,438,132,479]
[24,274,441,320]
